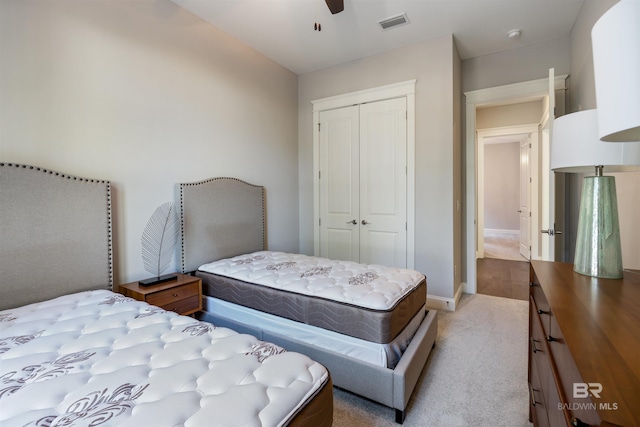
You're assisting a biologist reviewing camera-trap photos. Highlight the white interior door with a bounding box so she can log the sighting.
[319,106,360,262]
[519,137,531,259]
[359,98,408,267]
[540,68,556,261]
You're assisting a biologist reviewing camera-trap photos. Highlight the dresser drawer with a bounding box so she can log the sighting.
[547,315,601,426]
[530,300,550,398]
[147,282,200,307]
[530,275,551,337]
[530,357,550,427]
[530,301,551,427]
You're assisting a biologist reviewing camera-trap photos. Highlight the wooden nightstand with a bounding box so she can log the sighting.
[118,273,202,316]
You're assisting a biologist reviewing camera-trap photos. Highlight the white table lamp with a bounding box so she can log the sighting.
[591,0,640,142]
[552,109,640,278]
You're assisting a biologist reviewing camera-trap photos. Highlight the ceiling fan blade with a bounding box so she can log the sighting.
[325,0,344,14]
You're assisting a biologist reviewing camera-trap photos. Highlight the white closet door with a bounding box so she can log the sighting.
[359,98,407,267]
[318,105,360,262]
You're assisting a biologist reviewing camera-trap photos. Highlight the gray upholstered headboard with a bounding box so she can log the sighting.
[0,163,113,311]
[178,177,266,273]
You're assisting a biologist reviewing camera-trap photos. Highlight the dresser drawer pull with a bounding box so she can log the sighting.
[529,384,541,406]
[537,309,549,315]
[547,335,559,342]
[173,293,178,298]
[530,337,541,353]
[571,418,589,427]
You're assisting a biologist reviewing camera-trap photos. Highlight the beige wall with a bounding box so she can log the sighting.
[476,101,543,130]
[298,36,461,300]
[484,142,520,230]
[462,38,571,93]
[0,0,300,283]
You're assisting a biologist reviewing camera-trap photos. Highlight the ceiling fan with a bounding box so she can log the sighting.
[325,0,344,14]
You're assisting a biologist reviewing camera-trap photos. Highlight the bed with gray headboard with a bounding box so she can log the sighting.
[0,163,332,427]
[179,176,438,424]
[0,163,113,310]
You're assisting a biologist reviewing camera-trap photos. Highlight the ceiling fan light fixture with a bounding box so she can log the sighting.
[379,13,409,30]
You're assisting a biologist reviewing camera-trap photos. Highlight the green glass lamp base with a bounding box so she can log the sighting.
[573,176,623,279]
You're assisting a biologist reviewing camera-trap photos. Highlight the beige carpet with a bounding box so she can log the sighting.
[332,293,532,426]
[484,230,528,262]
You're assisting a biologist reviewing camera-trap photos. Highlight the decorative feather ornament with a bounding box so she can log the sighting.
[140,201,179,286]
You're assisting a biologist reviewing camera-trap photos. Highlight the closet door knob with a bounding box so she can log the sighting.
[361,220,370,225]
[347,219,357,225]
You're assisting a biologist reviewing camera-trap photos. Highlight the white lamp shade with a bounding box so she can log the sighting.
[592,0,640,142]
[551,109,640,173]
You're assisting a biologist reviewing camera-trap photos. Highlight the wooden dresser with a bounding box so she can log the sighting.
[528,261,640,427]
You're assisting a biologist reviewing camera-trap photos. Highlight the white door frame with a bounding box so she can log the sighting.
[464,74,567,294]
[312,80,416,269]
[476,126,538,259]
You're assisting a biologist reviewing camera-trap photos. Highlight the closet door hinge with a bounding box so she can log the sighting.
[318,123,321,131]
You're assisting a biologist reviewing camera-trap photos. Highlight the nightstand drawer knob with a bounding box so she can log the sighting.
[173,293,178,297]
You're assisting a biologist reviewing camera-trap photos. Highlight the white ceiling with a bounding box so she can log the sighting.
[171,0,584,75]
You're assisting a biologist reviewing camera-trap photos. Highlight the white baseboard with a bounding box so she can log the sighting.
[427,285,463,311]
[484,228,519,235]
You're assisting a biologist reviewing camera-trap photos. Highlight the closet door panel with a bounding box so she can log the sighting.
[359,98,407,267]
[319,106,360,262]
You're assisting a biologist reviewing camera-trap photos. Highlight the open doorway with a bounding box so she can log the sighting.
[475,105,543,301]
[482,135,531,262]
[477,124,540,263]
[464,72,568,297]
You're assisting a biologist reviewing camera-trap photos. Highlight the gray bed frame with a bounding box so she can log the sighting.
[178,177,438,423]
[0,163,113,311]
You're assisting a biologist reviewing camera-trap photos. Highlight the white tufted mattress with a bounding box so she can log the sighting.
[0,290,331,427]
[197,251,427,344]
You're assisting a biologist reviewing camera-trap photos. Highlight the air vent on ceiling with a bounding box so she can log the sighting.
[378,13,409,30]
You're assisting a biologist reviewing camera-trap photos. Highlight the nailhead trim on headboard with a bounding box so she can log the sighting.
[178,177,266,274]
[0,162,114,289]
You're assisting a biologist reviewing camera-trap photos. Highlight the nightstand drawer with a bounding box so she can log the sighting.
[160,294,200,314]
[146,282,200,307]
